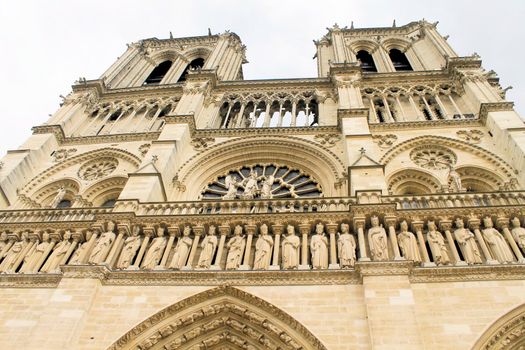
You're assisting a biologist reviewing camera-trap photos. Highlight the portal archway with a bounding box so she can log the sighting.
[107,286,327,350]
[472,303,525,350]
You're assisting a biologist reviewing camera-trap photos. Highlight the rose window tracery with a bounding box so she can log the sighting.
[201,164,322,200]
[78,158,118,181]
[409,146,457,170]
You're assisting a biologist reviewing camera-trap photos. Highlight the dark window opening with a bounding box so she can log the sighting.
[57,200,72,208]
[143,60,173,85]
[177,58,205,83]
[101,199,116,207]
[108,109,122,121]
[422,108,432,121]
[389,49,413,71]
[356,50,377,72]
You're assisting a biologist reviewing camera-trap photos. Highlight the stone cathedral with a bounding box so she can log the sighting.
[0,20,524,350]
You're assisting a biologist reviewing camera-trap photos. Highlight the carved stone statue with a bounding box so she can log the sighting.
[223,175,238,200]
[41,231,72,273]
[454,218,482,264]
[426,221,450,265]
[49,186,67,208]
[260,175,275,199]
[337,223,356,268]
[169,226,193,269]
[511,217,525,251]
[282,225,300,269]
[368,216,389,261]
[447,165,463,192]
[0,232,29,273]
[116,226,142,270]
[397,221,422,263]
[482,217,514,263]
[197,225,218,268]
[0,232,8,257]
[141,227,167,270]
[242,171,258,199]
[21,233,51,273]
[310,223,329,269]
[226,225,245,270]
[68,231,93,265]
[88,221,116,265]
[253,224,273,270]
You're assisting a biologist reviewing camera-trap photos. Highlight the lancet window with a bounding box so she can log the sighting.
[389,49,413,71]
[177,57,205,83]
[143,60,173,85]
[356,50,377,72]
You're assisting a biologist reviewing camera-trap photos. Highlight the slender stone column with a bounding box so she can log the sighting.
[497,217,525,262]
[395,96,406,121]
[131,227,153,269]
[270,224,283,270]
[33,233,57,273]
[14,235,37,273]
[384,217,402,260]
[447,94,463,118]
[420,95,435,120]
[240,224,256,269]
[382,95,394,122]
[469,218,499,264]
[160,226,179,268]
[298,222,310,269]
[290,102,297,127]
[79,229,99,264]
[434,94,449,119]
[354,218,370,261]
[105,224,129,267]
[61,231,82,265]
[408,95,423,120]
[368,98,379,123]
[326,223,340,269]
[277,104,284,127]
[145,106,164,131]
[262,103,272,127]
[213,225,230,269]
[440,221,465,266]
[0,236,14,259]
[234,103,246,128]
[185,225,203,269]
[413,221,434,267]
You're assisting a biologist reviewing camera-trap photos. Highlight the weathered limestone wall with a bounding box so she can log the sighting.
[0,278,523,350]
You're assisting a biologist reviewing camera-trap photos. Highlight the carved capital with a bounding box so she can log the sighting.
[325,223,338,235]
[439,220,452,232]
[496,216,510,230]
[193,225,205,237]
[72,229,85,242]
[271,224,284,236]
[353,218,366,231]
[412,221,424,232]
[244,224,256,236]
[468,218,481,231]
[167,226,180,237]
[117,223,131,237]
[142,226,155,238]
[298,223,311,235]
[384,216,398,228]
[218,225,231,236]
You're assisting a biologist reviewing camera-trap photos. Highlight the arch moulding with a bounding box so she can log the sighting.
[107,285,328,350]
[472,303,525,350]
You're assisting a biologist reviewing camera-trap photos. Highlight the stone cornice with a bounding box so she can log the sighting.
[0,273,62,288]
[479,101,515,124]
[446,56,482,70]
[340,20,423,36]
[139,34,221,48]
[409,264,525,283]
[369,118,481,131]
[72,79,184,100]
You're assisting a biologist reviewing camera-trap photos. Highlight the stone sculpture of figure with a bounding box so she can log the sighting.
[447,165,463,192]
[21,233,51,273]
[223,175,238,200]
[368,216,389,261]
[253,224,273,270]
[0,232,29,273]
[397,221,422,263]
[337,223,356,268]
[169,226,193,269]
[41,231,72,273]
[49,186,67,208]
[226,225,245,270]
[482,216,514,263]
[511,217,525,251]
[310,223,329,269]
[68,230,93,265]
[242,171,259,199]
[260,175,275,199]
[426,221,450,265]
[454,218,482,264]
[141,227,167,270]
[116,226,142,270]
[282,225,300,269]
[88,221,116,265]
[197,225,218,268]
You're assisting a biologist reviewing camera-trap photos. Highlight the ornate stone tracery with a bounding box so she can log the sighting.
[78,158,119,181]
[409,145,457,170]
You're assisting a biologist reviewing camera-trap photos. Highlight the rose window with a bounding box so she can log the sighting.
[201,164,322,200]
[409,146,457,170]
[78,158,118,181]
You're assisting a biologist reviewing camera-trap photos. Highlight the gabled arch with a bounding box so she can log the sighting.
[472,303,525,350]
[347,39,380,55]
[107,286,327,350]
[381,37,412,52]
[32,178,81,207]
[456,166,505,192]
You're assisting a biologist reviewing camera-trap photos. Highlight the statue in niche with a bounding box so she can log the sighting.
[68,230,93,265]
[21,233,51,273]
[282,225,300,269]
[116,226,142,270]
[426,221,450,265]
[88,221,116,265]
[223,175,238,200]
[169,226,193,269]
[226,225,245,270]
[242,171,259,199]
[253,224,273,270]
[453,218,482,264]
[141,227,167,270]
[310,223,328,269]
[260,175,275,199]
[482,216,514,263]
[197,225,218,268]
[41,230,72,273]
[337,223,356,268]
[397,221,422,264]
[511,217,525,251]
[447,165,463,192]
[0,232,8,256]
[49,186,67,208]
[368,216,389,261]
[0,232,29,273]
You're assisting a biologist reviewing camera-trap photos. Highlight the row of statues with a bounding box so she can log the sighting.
[0,216,524,274]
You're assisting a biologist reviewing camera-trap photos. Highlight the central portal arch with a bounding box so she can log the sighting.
[107,286,327,350]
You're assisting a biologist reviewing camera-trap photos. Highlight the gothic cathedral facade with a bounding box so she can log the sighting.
[0,20,524,349]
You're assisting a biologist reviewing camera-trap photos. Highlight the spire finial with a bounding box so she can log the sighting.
[169,31,173,39]
[208,28,212,36]
[351,21,354,29]
[392,19,396,27]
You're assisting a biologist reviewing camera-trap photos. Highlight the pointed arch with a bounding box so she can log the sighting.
[387,168,442,195]
[472,303,525,350]
[81,176,128,206]
[31,178,81,207]
[107,286,328,350]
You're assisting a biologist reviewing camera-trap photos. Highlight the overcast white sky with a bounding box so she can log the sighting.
[0,0,523,156]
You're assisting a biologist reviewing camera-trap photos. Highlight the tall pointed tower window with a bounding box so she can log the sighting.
[356,50,377,72]
[143,60,173,85]
[177,58,205,82]
[389,49,412,71]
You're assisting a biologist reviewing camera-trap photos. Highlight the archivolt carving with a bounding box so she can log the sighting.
[456,166,505,192]
[387,168,442,195]
[472,303,525,350]
[107,286,328,350]
[82,176,127,206]
[31,178,81,206]
[379,135,516,178]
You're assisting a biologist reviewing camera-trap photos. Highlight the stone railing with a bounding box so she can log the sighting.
[0,207,111,224]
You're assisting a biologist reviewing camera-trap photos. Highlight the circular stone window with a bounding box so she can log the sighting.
[409,146,457,170]
[78,157,118,181]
